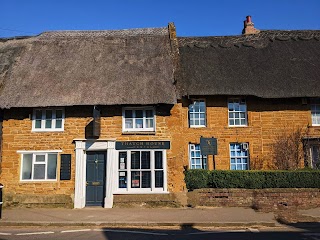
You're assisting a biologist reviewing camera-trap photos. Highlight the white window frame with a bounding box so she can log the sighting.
[18,150,62,182]
[228,98,247,127]
[32,108,65,132]
[122,107,155,132]
[189,144,208,169]
[114,149,167,194]
[311,103,320,126]
[188,99,206,128]
[229,143,249,170]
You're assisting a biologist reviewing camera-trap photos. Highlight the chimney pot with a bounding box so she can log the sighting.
[242,15,260,35]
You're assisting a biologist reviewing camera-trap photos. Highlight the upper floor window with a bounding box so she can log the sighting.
[32,108,64,132]
[311,103,320,126]
[189,144,207,169]
[19,151,59,181]
[189,100,206,127]
[230,143,249,170]
[228,98,247,126]
[122,107,155,132]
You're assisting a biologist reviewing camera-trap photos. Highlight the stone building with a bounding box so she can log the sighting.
[0,18,319,208]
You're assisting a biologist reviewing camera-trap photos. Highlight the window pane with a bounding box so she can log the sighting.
[125,110,132,118]
[235,119,240,125]
[125,119,133,128]
[200,119,205,126]
[35,110,42,119]
[119,152,127,169]
[119,171,127,188]
[35,120,42,129]
[131,171,140,188]
[55,119,62,128]
[135,110,143,118]
[46,110,52,119]
[229,119,234,125]
[141,171,151,188]
[141,151,150,169]
[155,171,163,188]
[135,119,143,128]
[146,119,154,128]
[45,119,52,128]
[34,164,45,179]
[199,101,206,112]
[56,110,63,118]
[146,110,153,118]
[22,154,32,180]
[155,151,163,169]
[131,152,140,169]
[47,154,57,179]
[35,155,45,162]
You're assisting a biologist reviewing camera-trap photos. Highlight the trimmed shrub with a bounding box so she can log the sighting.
[184,169,320,190]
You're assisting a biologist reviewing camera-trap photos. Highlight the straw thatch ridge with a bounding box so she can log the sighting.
[177,30,320,98]
[0,27,176,109]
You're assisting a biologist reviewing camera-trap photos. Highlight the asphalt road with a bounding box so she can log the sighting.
[0,226,319,240]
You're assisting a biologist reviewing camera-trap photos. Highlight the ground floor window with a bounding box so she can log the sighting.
[230,143,249,170]
[19,151,59,181]
[189,144,207,169]
[310,145,320,169]
[117,150,166,192]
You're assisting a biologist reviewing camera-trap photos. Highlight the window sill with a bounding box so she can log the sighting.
[228,125,248,128]
[189,125,207,128]
[32,129,64,133]
[20,180,57,183]
[113,190,169,194]
[122,131,156,135]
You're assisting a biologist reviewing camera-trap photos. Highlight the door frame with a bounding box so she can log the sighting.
[74,140,117,208]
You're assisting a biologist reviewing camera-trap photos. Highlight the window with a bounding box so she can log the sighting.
[189,100,206,127]
[189,144,207,169]
[20,152,59,181]
[32,108,64,131]
[311,103,320,126]
[117,150,166,192]
[310,145,320,169]
[122,108,155,132]
[228,98,247,126]
[230,143,249,170]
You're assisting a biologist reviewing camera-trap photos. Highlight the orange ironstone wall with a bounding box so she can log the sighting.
[0,96,319,206]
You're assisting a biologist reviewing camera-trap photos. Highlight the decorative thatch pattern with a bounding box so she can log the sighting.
[177,30,320,98]
[0,27,176,108]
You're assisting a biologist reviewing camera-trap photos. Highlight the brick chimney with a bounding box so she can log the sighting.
[242,16,260,35]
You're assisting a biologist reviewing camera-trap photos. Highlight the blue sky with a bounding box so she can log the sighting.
[1,0,319,37]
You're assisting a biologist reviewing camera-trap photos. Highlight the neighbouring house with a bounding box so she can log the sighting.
[0,17,319,208]
[175,16,320,172]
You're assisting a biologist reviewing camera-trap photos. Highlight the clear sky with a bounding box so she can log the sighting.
[1,0,319,38]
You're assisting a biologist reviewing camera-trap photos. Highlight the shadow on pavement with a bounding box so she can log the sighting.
[99,224,316,240]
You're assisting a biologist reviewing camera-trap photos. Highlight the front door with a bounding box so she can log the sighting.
[86,152,106,206]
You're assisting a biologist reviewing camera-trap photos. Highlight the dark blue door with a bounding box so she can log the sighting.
[86,152,106,206]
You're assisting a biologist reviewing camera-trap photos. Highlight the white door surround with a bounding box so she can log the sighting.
[74,139,117,208]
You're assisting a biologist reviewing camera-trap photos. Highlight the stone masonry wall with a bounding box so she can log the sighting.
[187,188,320,212]
[0,96,320,207]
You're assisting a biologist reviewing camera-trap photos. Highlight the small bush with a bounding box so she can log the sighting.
[184,169,320,190]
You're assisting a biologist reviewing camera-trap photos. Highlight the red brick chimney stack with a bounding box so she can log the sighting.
[242,15,260,35]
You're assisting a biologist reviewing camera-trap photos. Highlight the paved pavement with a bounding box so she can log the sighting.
[298,208,320,219]
[0,207,279,227]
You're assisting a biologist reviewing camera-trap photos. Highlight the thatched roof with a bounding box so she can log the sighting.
[177,30,320,98]
[0,27,177,108]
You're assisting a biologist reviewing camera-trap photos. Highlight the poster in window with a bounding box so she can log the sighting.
[132,179,139,187]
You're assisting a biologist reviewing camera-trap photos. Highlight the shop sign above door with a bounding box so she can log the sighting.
[200,137,218,155]
[116,141,170,150]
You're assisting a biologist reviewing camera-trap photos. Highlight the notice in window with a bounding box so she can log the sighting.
[132,179,139,187]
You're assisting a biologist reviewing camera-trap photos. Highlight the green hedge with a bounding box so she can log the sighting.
[184,169,320,190]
